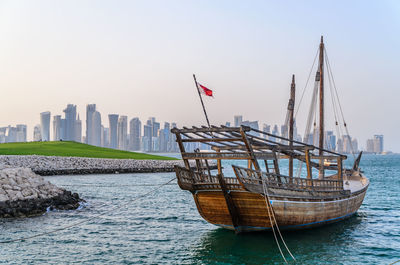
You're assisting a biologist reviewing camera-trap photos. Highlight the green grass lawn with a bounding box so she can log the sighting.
[0,141,177,160]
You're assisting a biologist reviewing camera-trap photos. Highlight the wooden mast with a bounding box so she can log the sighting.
[193,74,211,128]
[318,36,325,178]
[288,74,295,177]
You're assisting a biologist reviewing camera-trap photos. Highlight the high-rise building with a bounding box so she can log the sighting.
[262,124,271,139]
[342,135,352,154]
[366,139,374,153]
[325,131,336,151]
[234,115,243,127]
[108,114,119,149]
[91,111,101,146]
[53,115,62,141]
[117,116,128,150]
[75,114,82,143]
[63,104,77,141]
[33,125,41,141]
[143,124,152,152]
[102,127,109,148]
[16,124,27,142]
[129,117,141,151]
[86,104,96,145]
[40,111,51,141]
[373,135,384,153]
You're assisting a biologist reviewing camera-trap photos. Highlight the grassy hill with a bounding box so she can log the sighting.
[0,141,177,160]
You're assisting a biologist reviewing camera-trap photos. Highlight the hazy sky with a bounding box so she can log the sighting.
[0,0,399,151]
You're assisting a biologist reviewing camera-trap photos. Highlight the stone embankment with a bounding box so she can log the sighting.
[0,166,81,218]
[0,155,203,176]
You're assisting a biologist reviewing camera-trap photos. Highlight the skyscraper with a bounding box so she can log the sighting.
[86,104,96,145]
[40,111,51,141]
[117,116,128,150]
[33,125,41,141]
[234,115,243,127]
[108,114,119,149]
[63,104,77,141]
[91,111,102,146]
[16,124,27,142]
[373,135,384,153]
[75,114,82,143]
[129,117,141,151]
[53,115,62,141]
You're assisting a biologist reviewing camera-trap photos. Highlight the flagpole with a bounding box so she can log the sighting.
[193,74,211,128]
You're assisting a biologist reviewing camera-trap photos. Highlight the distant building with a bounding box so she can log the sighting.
[102,127,110,148]
[241,120,259,136]
[143,124,152,152]
[40,111,51,141]
[108,114,119,149]
[63,104,77,141]
[325,131,336,151]
[75,115,82,143]
[373,135,384,153]
[129,117,141,151]
[262,124,271,139]
[85,104,101,146]
[86,104,96,145]
[16,124,27,142]
[366,139,374,153]
[33,125,41,141]
[53,115,62,141]
[117,115,128,150]
[234,115,243,127]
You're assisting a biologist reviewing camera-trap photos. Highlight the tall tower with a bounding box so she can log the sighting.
[63,104,77,141]
[86,104,96,145]
[117,115,128,150]
[129,117,141,151]
[40,111,51,141]
[53,115,62,141]
[108,114,119,149]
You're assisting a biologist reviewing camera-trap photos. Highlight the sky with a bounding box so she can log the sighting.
[0,0,399,151]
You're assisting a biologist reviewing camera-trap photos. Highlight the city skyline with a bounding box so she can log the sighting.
[0,1,399,151]
[0,104,388,154]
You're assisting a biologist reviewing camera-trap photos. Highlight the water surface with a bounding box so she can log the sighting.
[0,154,399,264]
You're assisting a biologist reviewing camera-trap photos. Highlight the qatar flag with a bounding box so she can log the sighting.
[198,83,213,97]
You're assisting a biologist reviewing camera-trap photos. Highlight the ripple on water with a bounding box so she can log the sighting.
[0,156,399,264]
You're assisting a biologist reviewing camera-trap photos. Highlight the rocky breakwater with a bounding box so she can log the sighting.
[0,166,81,218]
[0,155,210,176]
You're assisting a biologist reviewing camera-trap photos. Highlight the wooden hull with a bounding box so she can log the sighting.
[193,189,367,232]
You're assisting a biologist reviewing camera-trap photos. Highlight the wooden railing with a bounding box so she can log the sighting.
[174,166,242,191]
[232,165,344,192]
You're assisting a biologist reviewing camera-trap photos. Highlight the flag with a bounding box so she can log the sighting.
[198,83,213,97]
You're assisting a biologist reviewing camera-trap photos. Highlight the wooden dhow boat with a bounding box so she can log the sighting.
[172,37,368,233]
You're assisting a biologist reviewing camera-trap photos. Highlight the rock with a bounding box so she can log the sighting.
[0,194,8,201]
[0,166,83,218]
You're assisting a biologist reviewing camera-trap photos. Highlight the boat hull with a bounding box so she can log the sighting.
[192,189,367,232]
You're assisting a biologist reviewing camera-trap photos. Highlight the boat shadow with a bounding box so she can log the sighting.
[189,213,366,264]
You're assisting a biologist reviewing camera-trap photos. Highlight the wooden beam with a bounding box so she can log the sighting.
[216,173,241,233]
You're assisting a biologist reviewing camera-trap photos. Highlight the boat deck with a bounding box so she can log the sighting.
[343,178,368,193]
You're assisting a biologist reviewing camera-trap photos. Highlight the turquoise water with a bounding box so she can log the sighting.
[0,154,399,264]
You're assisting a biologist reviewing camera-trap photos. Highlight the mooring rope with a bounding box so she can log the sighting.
[0,177,177,244]
[61,183,176,187]
[261,175,296,263]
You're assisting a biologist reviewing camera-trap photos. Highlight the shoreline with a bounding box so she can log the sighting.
[0,155,216,176]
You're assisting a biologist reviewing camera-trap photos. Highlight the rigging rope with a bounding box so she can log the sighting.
[261,175,296,263]
[295,48,319,119]
[0,177,177,244]
[325,48,356,159]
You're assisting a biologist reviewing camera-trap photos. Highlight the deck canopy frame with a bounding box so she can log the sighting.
[171,125,346,180]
